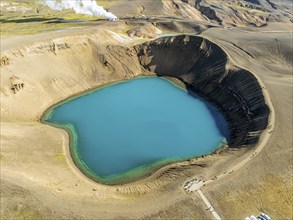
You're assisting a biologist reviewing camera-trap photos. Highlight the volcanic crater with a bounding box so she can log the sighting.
[1,34,270,185]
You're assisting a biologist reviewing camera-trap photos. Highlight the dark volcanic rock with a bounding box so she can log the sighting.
[134,35,269,147]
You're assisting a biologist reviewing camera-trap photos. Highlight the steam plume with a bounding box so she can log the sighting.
[40,0,118,21]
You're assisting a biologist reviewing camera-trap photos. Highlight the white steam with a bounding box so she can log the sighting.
[40,0,118,21]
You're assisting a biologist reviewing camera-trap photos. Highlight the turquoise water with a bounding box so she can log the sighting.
[45,77,229,183]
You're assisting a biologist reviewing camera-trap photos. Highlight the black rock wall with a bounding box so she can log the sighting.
[135,35,269,147]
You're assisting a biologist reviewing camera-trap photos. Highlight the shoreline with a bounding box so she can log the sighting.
[35,34,273,187]
[41,76,228,185]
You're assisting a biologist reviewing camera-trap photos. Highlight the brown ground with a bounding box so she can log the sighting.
[1,1,292,219]
[200,27,293,219]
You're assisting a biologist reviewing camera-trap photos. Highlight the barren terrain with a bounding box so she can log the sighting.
[0,0,292,219]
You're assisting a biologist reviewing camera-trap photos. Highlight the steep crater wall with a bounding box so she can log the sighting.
[134,35,269,147]
[0,33,271,187]
[1,34,269,149]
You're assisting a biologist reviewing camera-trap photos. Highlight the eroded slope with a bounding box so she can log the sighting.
[135,35,269,147]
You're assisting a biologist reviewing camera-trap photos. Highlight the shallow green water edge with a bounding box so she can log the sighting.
[41,75,227,185]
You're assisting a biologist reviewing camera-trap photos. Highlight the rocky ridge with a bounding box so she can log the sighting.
[134,35,269,147]
[1,34,270,148]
